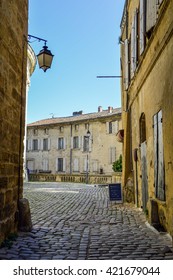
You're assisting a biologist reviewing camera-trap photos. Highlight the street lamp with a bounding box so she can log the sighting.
[28,34,54,72]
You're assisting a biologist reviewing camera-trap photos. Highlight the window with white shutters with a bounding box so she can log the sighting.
[140,0,146,55]
[73,136,79,149]
[33,139,38,151]
[58,137,64,150]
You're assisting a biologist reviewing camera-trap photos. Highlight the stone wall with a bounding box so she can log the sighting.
[0,0,28,244]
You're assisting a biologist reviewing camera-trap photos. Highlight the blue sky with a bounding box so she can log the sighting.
[28,0,125,123]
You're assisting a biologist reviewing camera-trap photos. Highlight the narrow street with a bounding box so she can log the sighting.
[0,182,173,260]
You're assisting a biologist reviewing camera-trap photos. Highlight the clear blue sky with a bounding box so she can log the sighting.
[28,0,125,123]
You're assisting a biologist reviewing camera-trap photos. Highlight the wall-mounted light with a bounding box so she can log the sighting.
[28,34,54,72]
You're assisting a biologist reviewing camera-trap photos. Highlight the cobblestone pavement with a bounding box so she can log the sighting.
[0,182,173,260]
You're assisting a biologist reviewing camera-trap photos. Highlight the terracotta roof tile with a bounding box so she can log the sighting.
[27,107,121,127]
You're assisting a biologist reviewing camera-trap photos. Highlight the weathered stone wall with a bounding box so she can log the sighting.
[121,0,173,237]
[0,0,28,243]
[26,112,122,176]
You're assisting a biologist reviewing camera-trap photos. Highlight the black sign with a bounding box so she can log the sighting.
[109,183,122,202]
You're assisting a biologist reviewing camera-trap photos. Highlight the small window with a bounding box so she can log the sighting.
[83,136,89,152]
[73,136,79,149]
[43,139,48,151]
[33,139,38,151]
[33,129,38,136]
[60,126,64,133]
[58,158,63,172]
[109,122,112,134]
[44,128,49,135]
[58,138,64,150]
[75,124,79,131]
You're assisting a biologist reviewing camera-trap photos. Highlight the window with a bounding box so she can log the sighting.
[75,124,79,131]
[153,110,165,201]
[139,113,146,143]
[73,136,79,149]
[83,136,89,152]
[33,129,38,136]
[58,137,64,150]
[43,139,48,151]
[33,139,38,151]
[59,126,64,133]
[56,158,65,172]
[42,159,49,171]
[44,128,49,135]
[109,122,112,134]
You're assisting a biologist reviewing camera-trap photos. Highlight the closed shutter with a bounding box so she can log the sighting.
[131,10,137,77]
[153,110,165,201]
[146,0,157,33]
[40,139,43,150]
[84,158,87,172]
[112,121,119,135]
[56,158,58,172]
[28,139,32,151]
[140,0,146,55]
[63,137,66,149]
[124,39,129,90]
[106,122,109,134]
[74,158,79,172]
[109,147,116,164]
[48,138,51,150]
[63,158,66,172]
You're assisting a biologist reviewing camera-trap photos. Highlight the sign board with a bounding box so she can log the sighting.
[109,183,122,202]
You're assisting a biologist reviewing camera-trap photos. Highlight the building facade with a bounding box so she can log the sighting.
[0,0,29,244]
[26,107,122,183]
[120,0,173,237]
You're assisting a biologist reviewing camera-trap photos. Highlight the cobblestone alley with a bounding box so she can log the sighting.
[0,182,173,260]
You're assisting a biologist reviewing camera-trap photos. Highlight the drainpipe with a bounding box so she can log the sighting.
[70,124,73,174]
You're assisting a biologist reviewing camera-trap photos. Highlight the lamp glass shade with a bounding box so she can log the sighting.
[37,46,54,72]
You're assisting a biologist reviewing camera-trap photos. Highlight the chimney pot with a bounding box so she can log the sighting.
[98,106,103,112]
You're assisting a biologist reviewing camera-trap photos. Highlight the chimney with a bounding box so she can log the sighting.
[98,106,103,112]
[108,106,113,113]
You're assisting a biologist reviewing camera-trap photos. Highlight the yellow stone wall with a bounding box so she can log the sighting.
[120,0,173,236]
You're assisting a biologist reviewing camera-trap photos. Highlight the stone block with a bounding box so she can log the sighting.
[18,198,32,232]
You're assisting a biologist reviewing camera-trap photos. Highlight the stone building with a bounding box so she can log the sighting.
[0,0,29,244]
[120,0,173,237]
[26,107,122,183]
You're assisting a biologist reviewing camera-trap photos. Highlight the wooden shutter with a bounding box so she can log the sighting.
[153,110,165,200]
[63,137,66,149]
[106,122,109,134]
[56,158,58,172]
[63,158,66,172]
[124,39,129,90]
[48,138,51,150]
[112,121,119,135]
[40,139,43,150]
[157,110,165,200]
[28,139,32,151]
[140,0,146,55]
[131,10,137,77]
[146,0,157,33]
[74,158,79,172]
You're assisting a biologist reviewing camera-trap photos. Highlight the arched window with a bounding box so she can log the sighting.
[139,113,146,143]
